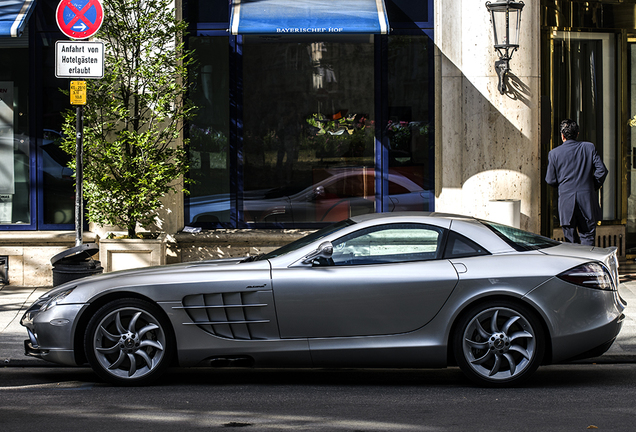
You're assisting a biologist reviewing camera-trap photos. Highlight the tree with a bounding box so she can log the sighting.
[62,0,195,238]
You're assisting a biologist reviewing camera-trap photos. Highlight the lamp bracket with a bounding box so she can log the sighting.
[495,58,510,94]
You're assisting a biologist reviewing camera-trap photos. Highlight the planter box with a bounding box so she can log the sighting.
[99,233,167,272]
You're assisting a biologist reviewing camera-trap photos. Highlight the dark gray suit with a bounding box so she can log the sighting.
[545,139,608,245]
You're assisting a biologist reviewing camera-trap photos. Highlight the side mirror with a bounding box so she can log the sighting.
[313,185,325,200]
[302,241,334,264]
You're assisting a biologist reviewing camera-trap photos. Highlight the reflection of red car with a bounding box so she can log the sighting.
[189,168,432,224]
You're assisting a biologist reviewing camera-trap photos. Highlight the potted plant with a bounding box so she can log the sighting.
[61,0,195,271]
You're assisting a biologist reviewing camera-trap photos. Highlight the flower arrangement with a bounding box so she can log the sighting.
[307,113,373,158]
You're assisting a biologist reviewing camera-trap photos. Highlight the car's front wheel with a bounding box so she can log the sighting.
[84,298,174,385]
[453,300,545,387]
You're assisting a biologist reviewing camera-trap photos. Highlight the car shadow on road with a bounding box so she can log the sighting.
[3,364,631,390]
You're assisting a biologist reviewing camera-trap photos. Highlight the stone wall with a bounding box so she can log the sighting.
[0,232,97,286]
[434,0,541,233]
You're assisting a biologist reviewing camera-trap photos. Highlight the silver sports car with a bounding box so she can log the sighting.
[21,213,626,387]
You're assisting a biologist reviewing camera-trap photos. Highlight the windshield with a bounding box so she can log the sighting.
[480,220,560,252]
[255,219,356,261]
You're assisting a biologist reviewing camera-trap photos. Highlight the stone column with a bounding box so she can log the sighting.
[434,0,541,232]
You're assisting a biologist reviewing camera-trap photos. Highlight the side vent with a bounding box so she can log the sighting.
[176,291,270,340]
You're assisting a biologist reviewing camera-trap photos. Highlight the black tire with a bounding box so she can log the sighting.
[453,300,545,387]
[84,298,174,386]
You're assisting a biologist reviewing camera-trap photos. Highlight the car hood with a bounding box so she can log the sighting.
[93,256,249,279]
[50,256,272,304]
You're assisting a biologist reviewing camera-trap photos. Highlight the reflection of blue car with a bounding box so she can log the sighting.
[189,168,432,224]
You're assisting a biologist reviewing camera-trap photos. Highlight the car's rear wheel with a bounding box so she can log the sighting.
[84,298,174,386]
[453,300,545,387]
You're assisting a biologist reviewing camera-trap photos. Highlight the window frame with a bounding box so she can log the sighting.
[185,4,435,230]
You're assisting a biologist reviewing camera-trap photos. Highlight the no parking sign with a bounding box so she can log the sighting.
[56,0,104,39]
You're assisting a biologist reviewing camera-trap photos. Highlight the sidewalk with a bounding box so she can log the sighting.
[1,282,635,367]
[0,285,50,366]
[594,281,636,362]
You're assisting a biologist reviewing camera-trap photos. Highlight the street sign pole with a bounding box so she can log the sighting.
[56,0,104,246]
[70,80,87,247]
[75,105,84,247]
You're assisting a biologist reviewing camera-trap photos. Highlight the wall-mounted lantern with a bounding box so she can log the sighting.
[485,0,524,94]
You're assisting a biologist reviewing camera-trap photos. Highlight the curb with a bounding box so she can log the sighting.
[2,358,69,368]
[0,354,636,369]
[568,355,636,365]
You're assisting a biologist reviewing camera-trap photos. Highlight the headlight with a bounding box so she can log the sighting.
[557,262,615,291]
[39,288,76,312]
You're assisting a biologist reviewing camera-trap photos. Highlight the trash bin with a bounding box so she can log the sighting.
[51,243,103,287]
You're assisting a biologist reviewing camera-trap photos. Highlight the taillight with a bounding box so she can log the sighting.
[557,262,615,291]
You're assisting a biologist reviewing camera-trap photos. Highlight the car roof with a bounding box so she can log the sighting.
[350,211,476,224]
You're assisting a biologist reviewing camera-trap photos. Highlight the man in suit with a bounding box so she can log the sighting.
[545,119,608,245]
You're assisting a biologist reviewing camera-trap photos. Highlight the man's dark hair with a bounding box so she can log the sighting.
[560,119,579,140]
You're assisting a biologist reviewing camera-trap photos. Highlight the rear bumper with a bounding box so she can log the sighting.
[559,335,619,363]
[523,278,626,364]
[558,309,626,363]
[549,309,625,363]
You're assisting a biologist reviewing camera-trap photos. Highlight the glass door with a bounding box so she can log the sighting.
[548,31,620,232]
[627,39,636,254]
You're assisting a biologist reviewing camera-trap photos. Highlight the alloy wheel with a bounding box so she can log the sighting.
[456,303,543,386]
[86,299,171,384]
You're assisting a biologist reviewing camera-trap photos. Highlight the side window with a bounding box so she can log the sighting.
[443,231,489,259]
[331,223,443,265]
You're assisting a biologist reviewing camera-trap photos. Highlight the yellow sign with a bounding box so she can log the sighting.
[70,81,87,105]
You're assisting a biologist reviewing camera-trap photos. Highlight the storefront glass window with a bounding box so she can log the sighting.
[186,32,434,227]
[0,37,30,225]
[241,35,376,224]
[190,0,229,24]
[386,0,429,25]
[387,35,433,212]
[187,37,231,224]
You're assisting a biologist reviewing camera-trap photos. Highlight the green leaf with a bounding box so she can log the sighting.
[60,0,195,238]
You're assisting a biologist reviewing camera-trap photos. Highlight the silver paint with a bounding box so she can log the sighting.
[20,212,626,385]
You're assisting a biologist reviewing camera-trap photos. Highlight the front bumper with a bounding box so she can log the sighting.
[20,303,86,366]
[23,339,77,365]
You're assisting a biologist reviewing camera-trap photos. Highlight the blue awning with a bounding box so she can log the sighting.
[230,0,389,35]
[0,0,36,37]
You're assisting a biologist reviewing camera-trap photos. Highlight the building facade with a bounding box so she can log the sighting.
[0,0,634,286]
[184,0,435,230]
[540,0,636,256]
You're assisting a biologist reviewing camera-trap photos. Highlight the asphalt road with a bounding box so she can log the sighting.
[1,364,635,431]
